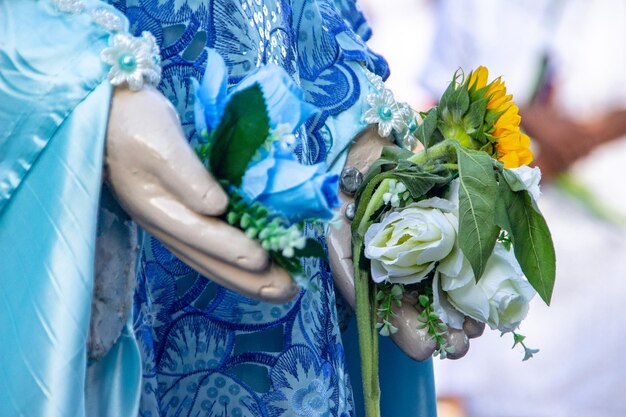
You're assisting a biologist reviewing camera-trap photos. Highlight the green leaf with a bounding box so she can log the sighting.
[210,85,270,186]
[484,107,503,127]
[294,239,327,260]
[391,284,403,298]
[353,156,455,238]
[456,147,500,280]
[415,108,438,148]
[272,252,303,275]
[438,78,457,114]
[501,168,527,192]
[449,87,470,122]
[392,161,453,199]
[463,97,487,133]
[494,180,556,305]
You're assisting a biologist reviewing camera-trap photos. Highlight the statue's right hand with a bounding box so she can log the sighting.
[105,86,298,303]
[327,128,485,360]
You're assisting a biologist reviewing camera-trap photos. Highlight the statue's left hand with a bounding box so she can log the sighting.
[104,86,298,303]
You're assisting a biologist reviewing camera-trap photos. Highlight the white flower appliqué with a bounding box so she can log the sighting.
[363,69,423,149]
[398,103,420,149]
[363,89,405,138]
[101,32,162,91]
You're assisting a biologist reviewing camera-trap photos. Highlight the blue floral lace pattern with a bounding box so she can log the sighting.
[107,1,388,416]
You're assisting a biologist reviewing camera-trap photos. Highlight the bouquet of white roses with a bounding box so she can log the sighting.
[353,67,556,417]
[193,49,340,284]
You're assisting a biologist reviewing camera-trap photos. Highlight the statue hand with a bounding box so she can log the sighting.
[327,128,484,360]
[105,86,298,303]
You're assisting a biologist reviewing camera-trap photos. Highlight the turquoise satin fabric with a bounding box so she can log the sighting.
[0,2,140,416]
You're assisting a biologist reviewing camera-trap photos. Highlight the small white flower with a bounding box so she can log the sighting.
[363,89,405,138]
[382,179,407,208]
[101,32,161,91]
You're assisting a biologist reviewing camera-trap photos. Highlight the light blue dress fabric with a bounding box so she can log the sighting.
[0,2,141,416]
[109,1,437,416]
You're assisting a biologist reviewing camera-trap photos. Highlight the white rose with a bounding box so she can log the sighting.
[437,244,536,332]
[510,165,542,201]
[364,198,458,284]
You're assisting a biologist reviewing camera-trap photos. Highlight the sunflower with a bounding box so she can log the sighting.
[465,66,533,168]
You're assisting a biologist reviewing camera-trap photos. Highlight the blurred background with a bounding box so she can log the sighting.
[358,1,626,416]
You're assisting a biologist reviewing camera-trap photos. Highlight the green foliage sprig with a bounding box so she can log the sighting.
[416,293,454,359]
[375,284,404,336]
[511,332,539,361]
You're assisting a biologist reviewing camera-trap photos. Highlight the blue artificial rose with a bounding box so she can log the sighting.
[241,146,340,222]
[193,49,317,134]
[192,49,228,133]
[231,63,317,131]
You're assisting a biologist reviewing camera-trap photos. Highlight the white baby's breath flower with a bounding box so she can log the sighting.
[101,32,161,91]
[363,89,405,138]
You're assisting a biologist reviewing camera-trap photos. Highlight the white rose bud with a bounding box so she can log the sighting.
[440,244,536,332]
[364,198,458,284]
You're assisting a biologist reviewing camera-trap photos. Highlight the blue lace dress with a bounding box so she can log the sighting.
[107,1,428,416]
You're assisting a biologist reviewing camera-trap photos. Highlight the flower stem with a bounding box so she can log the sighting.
[353,236,381,417]
[408,140,456,165]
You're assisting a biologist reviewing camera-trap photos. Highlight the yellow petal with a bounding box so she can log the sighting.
[468,66,489,90]
[496,132,534,168]
[498,152,520,168]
